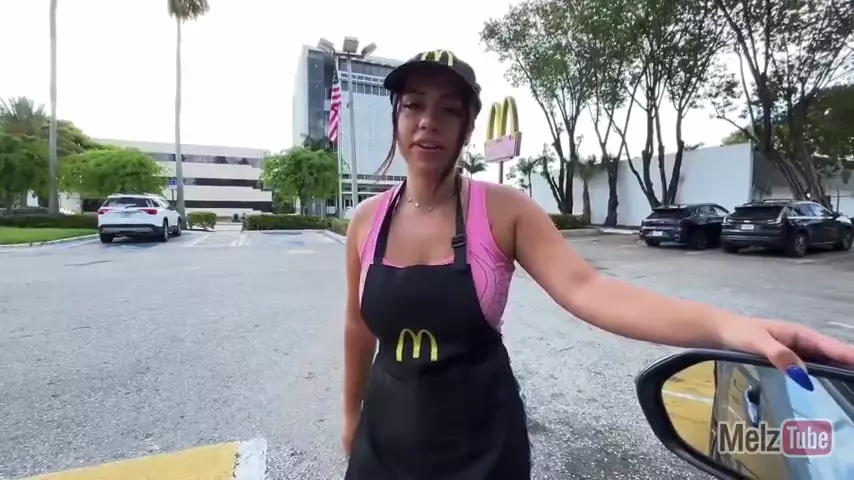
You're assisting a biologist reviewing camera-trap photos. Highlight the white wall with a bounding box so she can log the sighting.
[529,143,755,226]
[96,138,270,159]
[158,162,262,181]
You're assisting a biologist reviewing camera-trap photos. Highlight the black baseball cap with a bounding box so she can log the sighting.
[383,50,482,115]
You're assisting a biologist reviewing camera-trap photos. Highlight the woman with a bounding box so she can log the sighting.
[342,50,854,479]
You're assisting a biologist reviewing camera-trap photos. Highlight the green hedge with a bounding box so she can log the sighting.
[187,211,217,230]
[244,214,331,231]
[0,213,98,229]
[329,219,349,236]
[549,214,588,230]
[3,207,50,216]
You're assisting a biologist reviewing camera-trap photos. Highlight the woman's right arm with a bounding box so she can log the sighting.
[343,206,378,420]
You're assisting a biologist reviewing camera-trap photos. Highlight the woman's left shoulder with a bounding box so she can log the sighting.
[478,180,534,217]
[473,180,534,259]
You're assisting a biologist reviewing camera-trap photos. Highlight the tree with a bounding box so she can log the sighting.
[0,97,47,136]
[722,83,854,181]
[0,97,100,156]
[482,0,587,214]
[574,155,604,223]
[572,0,642,225]
[658,0,727,204]
[506,157,538,196]
[48,0,59,213]
[168,0,210,220]
[460,147,488,177]
[60,148,166,199]
[0,133,48,213]
[709,0,854,207]
[262,147,339,214]
[601,0,726,208]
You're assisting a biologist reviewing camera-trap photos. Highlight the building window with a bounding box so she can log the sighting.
[185,200,272,211]
[184,177,261,188]
[149,153,264,167]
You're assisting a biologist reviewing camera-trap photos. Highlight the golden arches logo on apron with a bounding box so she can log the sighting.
[419,50,455,67]
[395,328,439,362]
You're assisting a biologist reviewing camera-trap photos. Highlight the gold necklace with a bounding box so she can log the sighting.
[406,190,455,212]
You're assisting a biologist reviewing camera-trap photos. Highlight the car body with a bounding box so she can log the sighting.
[96,193,183,243]
[720,199,853,257]
[709,360,854,478]
[639,203,730,250]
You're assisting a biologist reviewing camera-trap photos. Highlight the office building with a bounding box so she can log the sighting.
[90,139,273,216]
[292,45,405,212]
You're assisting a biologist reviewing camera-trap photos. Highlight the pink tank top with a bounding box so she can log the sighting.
[359,180,514,330]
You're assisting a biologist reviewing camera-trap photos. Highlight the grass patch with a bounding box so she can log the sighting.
[0,227,97,245]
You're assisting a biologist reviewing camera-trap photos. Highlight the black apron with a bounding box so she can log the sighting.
[345,178,531,480]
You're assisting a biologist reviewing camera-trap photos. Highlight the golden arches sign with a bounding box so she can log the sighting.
[395,328,439,362]
[484,96,522,163]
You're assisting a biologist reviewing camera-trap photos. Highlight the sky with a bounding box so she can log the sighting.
[0,0,738,170]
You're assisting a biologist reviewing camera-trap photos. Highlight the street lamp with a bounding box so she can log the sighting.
[316,36,376,216]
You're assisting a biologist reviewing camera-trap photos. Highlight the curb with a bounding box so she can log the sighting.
[321,230,346,244]
[598,228,639,236]
[561,228,639,238]
[560,228,600,237]
[0,233,98,249]
[241,228,347,244]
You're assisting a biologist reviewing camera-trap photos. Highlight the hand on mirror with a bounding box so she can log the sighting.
[719,316,854,390]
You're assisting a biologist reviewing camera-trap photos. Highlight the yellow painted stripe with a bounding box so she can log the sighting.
[25,442,239,480]
[663,361,716,455]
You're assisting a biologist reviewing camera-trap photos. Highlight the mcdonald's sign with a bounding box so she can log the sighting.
[420,50,455,67]
[484,96,522,163]
[395,328,439,362]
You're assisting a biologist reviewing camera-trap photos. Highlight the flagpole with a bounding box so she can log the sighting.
[336,138,344,218]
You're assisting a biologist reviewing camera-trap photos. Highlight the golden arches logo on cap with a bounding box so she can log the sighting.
[420,50,456,67]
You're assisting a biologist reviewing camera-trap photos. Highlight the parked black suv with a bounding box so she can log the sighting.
[639,203,730,250]
[720,199,853,257]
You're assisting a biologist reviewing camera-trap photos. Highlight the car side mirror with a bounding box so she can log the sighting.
[636,349,854,479]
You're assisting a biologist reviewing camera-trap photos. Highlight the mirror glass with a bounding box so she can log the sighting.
[661,361,854,479]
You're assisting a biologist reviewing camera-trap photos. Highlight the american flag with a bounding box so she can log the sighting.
[328,62,342,143]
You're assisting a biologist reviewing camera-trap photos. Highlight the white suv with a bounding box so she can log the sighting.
[97,193,183,244]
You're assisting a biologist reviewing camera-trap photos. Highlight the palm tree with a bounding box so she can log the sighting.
[0,97,48,136]
[575,155,603,223]
[48,0,59,213]
[460,147,487,177]
[507,157,537,197]
[168,0,210,220]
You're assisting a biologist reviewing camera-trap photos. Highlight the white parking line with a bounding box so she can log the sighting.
[662,390,714,404]
[186,234,209,247]
[234,438,267,480]
[828,321,854,330]
[231,234,247,247]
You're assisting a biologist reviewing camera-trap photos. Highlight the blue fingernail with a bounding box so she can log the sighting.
[786,366,814,391]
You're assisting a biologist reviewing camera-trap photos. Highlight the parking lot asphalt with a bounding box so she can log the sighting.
[1,231,853,479]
